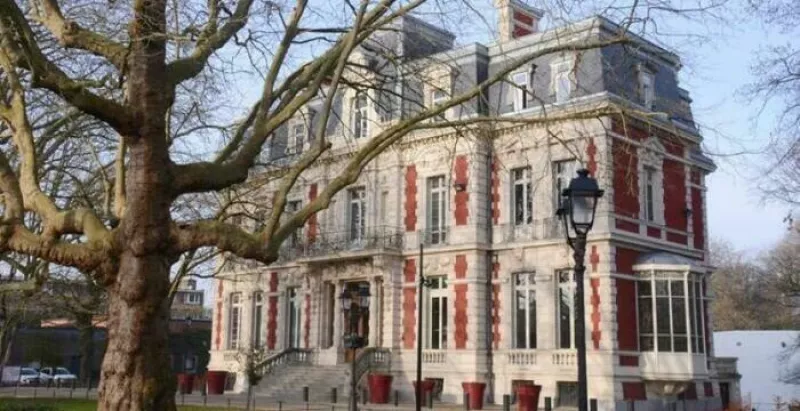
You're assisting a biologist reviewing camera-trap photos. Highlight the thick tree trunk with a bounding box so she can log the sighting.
[97,258,175,411]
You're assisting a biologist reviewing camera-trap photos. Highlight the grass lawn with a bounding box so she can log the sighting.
[0,398,237,411]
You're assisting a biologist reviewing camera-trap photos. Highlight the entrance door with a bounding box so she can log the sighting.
[287,287,302,348]
[343,281,370,362]
[719,383,730,410]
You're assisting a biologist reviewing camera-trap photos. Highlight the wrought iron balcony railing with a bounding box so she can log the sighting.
[301,225,404,258]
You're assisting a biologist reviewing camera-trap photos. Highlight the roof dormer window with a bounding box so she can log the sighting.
[639,69,655,110]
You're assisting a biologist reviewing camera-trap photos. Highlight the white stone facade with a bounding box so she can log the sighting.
[208,10,740,410]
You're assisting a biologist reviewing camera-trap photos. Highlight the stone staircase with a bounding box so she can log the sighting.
[255,363,352,404]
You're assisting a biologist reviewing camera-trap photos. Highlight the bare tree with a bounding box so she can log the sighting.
[0,0,726,409]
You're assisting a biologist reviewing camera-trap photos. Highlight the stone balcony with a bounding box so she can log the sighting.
[223,225,404,269]
[493,218,564,244]
[710,356,740,379]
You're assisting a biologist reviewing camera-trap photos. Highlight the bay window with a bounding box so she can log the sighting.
[637,272,707,353]
[514,272,537,349]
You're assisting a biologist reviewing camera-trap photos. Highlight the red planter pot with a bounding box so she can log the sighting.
[515,384,542,411]
[368,374,393,404]
[462,382,487,410]
[206,371,227,395]
[413,380,436,400]
[177,373,195,394]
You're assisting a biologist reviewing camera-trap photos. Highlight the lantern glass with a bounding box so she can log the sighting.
[358,284,371,308]
[339,289,352,314]
[562,169,604,236]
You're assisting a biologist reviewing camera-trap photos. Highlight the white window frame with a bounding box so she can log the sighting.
[640,139,665,225]
[426,276,448,350]
[556,270,576,349]
[291,121,306,154]
[228,292,243,350]
[644,166,657,222]
[553,160,577,211]
[512,167,533,225]
[252,292,264,348]
[512,72,529,111]
[426,175,448,244]
[187,292,201,305]
[639,70,655,109]
[352,92,369,139]
[552,61,574,104]
[286,200,303,246]
[287,287,303,348]
[513,272,537,349]
[348,187,366,243]
[430,89,448,122]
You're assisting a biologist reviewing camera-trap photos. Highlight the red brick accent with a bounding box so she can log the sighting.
[692,187,704,250]
[703,382,714,397]
[454,155,469,226]
[615,278,638,351]
[492,283,501,349]
[491,157,500,225]
[304,294,311,348]
[666,232,688,245]
[647,226,661,238]
[622,382,647,400]
[619,355,639,367]
[663,138,685,157]
[690,169,701,185]
[512,26,533,38]
[404,259,416,283]
[613,140,639,232]
[663,159,687,232]
[615,247,639,274]
[590,278,601,349]
[454,284,468,349]
[307,183,318,243]
[269,272,279,293]
[455,255,468,279]
[611,117,648,141]
[267,296,278,349]
[586,138,598,176]
[589,245,599,272]
[402,287,416,349]
[513,10,534,25]
[214,280,224,350]
[679,382,698,400]
[404,165,418,232]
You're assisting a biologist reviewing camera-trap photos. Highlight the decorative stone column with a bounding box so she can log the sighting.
[368,277,380,347]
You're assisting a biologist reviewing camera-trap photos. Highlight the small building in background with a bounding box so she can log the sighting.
[172,278,208,321]
[714,330,799,410]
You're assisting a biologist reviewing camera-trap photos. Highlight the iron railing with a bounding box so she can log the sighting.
[302,225,403,258]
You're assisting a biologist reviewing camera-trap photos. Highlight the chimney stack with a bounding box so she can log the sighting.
[495,0,544,43]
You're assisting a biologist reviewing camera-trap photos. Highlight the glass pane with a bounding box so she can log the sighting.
[671,280,685,297]
[515,184,525,225]
[656,297,671,334]
[674,336,688,352]
[525,183,533,224]
[431,298,440,349]
[657,336,672,352]
[528,289,536,349]
[638,296,653,334]
[673,296,687,334]
[515,290,526,348]
[559,288,572,348]
[655,280,669,296]
[638,280,652,296]
[442,297,448,349]
[640,336,654,351]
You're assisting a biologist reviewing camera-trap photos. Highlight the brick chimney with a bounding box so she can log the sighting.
[495,0,544,42]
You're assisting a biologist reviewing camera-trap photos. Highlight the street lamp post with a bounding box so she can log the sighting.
[556,168,604,411]
[340,283,371,411]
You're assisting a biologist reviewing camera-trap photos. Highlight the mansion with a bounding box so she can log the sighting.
[208,1,741,409]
